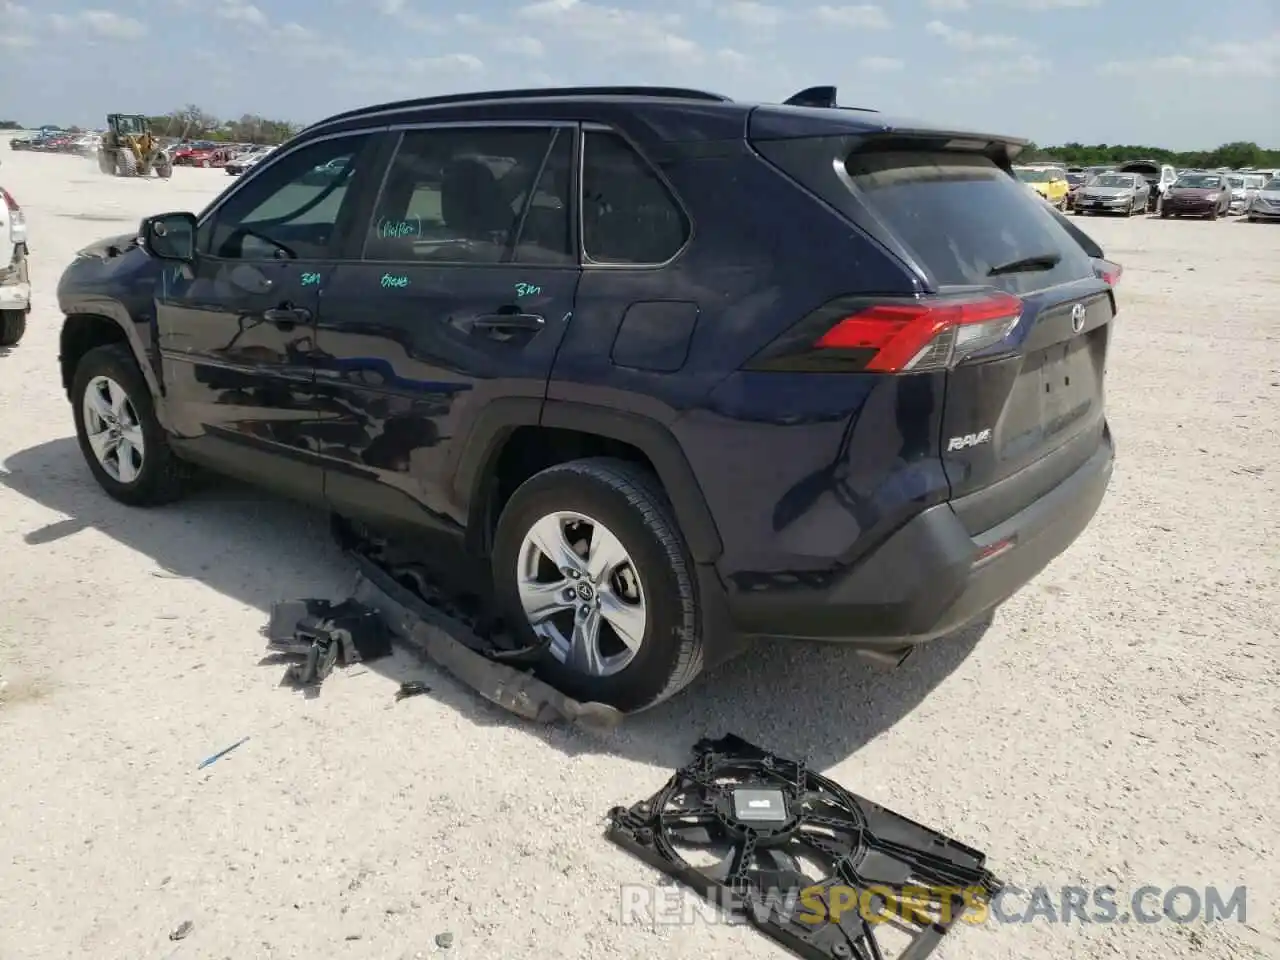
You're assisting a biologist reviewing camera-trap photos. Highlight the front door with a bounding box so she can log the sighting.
[156,131,380,500]
[312,124,579,537]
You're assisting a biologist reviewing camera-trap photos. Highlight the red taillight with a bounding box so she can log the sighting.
[1094,259,1122,286]
[0,188,18,212]
[814,291,1024,373]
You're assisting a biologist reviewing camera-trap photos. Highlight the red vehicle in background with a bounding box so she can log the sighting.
[173,143,232,168]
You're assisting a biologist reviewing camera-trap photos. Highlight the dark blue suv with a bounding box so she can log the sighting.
[56,85,1118,711]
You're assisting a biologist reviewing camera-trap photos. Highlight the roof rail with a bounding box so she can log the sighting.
[312,86,732,130]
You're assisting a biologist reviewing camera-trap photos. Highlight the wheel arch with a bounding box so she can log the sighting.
[60,312,162,408]
[455,399,723,564]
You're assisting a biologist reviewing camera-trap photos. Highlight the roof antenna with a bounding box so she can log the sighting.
[783,85,838,109]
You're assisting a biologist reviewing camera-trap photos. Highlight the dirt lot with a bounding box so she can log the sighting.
[1,140,1276,960]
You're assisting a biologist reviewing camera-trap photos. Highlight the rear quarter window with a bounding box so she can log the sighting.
[843,150,1095,295]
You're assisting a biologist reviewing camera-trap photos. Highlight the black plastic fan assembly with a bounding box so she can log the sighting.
[607,735,1003,960]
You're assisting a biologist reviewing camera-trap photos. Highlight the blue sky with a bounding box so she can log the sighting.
[1,0,1276,148]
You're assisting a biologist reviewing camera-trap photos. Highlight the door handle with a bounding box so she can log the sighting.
[471,313,544,333]
[263,305,312,328]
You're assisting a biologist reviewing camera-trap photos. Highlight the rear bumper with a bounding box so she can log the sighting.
[726,429,1114,646]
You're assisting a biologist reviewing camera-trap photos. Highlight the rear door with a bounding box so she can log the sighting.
[312,123,579,536]
[839,149,1112,532]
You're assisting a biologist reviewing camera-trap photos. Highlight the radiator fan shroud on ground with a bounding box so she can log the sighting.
[607,734,1003,960]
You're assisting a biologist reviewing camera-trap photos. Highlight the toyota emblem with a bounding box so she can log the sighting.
[1070,303,1086,334]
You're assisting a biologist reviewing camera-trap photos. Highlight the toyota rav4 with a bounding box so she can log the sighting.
[56,85,1118,711]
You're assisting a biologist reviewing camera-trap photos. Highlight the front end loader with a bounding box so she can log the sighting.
[97,114,172,179]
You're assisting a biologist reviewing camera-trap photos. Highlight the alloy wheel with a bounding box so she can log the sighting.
[515,510,647,677]
[82,375,145,483]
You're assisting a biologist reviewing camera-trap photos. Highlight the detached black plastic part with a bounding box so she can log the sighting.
[607,735,1002,960]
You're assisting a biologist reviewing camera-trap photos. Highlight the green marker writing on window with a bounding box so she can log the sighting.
[381,274,409,289]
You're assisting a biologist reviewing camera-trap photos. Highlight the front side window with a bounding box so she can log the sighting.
[363,126,572,265]
[581,130,689,265]
[203,134,371,261]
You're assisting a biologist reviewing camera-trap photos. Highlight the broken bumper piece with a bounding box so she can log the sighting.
[607,734,1003,960]
[265,597,392,687]
[349,549,624,731]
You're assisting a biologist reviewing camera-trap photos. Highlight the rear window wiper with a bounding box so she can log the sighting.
[988,253,1061,276]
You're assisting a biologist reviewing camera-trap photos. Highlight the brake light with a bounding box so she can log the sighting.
[748,290,1023,374]
[824,291,1023,372]
[1,187,25,245]
[1094,259,1122,286]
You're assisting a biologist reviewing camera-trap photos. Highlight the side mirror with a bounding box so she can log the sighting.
[141,211,197,262]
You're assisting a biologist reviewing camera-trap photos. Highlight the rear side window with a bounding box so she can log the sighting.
[581,130,688,265]
[842,151,1095,295]
[363,126,572,265]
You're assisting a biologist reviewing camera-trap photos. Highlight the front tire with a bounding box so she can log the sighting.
[71,344,187,506]
[491,458,704,712]
[0,309,26,347]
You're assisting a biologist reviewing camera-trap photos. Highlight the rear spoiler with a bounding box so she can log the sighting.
[755,88,1029,164]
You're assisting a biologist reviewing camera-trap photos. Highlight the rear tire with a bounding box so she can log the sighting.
[491,458,705,713]
[0,309,26,347]
[71,343,187,506]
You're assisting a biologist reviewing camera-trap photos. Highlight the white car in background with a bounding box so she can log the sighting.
[1225,175,1253,215]
[0,183,30,347]
[224,145,275,176]
[1247,176,1280,222]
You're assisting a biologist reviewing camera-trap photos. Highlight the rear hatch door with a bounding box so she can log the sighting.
[751,117,1115,535]
[842,149,1114,533]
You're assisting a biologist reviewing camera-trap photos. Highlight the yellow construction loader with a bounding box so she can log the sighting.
[97,114,172,179]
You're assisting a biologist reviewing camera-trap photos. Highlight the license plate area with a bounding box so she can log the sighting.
[1003,334,1099,453]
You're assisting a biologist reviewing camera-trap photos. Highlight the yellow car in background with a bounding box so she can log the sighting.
[1015,166,1070,209]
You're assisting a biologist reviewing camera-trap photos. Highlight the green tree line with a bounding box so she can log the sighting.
[1022,141,1279,170]
[144,105,299,145]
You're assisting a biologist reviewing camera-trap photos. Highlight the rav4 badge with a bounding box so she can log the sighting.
[947,429,992,451]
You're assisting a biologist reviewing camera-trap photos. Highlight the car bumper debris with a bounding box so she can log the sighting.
[265,597,392,687]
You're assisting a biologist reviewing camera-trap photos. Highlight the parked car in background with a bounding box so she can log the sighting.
[71,134,102,158]
[1161,172,1231,219]
[0,183,30,346]
[1015,165,1070,208]
[1073,172,1150,217]
[1247,177,1280,222]
[1065,171,1089,209]
[176,145,232,168]
[1117,160,1177,211]
[224,146,275,176]
[1225,175,1253,215]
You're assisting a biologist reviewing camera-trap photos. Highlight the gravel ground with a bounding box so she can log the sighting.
[1,140,1277,960]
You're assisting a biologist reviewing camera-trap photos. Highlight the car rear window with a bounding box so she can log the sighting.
[841,150,1095,295]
